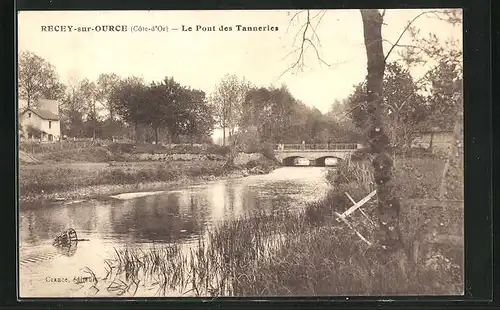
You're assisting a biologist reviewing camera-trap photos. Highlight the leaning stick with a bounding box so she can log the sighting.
[340,190,377,218]
[335,212,372,246]
[344,192,376,226]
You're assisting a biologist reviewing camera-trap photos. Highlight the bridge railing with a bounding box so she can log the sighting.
[275,143,358,150]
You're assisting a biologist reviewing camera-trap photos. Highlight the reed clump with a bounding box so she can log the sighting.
[103,198,462,296]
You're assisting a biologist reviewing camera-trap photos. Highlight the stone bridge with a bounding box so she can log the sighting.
[274,143,361,166]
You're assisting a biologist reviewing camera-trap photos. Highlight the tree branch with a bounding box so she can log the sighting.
[384,10,443,63]
[279,10,330,79]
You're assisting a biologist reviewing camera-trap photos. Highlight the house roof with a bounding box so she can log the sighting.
[22,108,59,121]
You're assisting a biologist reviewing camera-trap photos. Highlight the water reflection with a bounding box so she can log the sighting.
[56,242,78,257]
[19,167,332,297]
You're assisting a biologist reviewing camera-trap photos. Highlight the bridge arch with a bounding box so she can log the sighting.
[282,156,310,166]
[313,156,343,167]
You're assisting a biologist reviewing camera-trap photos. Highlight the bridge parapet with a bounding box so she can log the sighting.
[275,143,359,151]
[273,143,360,165]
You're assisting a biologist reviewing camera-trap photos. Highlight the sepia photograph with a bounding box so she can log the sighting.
[17,9,463,298]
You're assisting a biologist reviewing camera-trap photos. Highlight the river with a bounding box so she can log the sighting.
[19,166,334,298]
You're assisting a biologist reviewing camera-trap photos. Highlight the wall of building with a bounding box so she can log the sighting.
[20,111,61,141]
[20,111,42,134]
[412,131,462,155]
[38,119,61,140]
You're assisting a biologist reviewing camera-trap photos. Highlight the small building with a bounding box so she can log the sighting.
[411,129,463,155]
[19,98,61,142]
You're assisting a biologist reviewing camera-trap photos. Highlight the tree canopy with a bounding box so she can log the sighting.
[18,51,66,107]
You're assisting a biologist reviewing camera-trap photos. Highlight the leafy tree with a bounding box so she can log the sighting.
[239,85,360,146]
[181,88,215,143]
[268,86,299,142]
[18,51,66,107]
[394,11,463,200]
[347,62,429,150]
[60,78,88,138]
[211,74,251,145]
[111,77,148,142]
[424,61,462,132]
[96,73,121,121]
[240,87,274,143]
[78,78,102,139]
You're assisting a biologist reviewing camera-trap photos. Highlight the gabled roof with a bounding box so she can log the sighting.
[37,98,59,107]
[21,107,59,121]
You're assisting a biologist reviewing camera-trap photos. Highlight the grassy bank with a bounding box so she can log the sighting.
[19,160,224,204]
[19,157,279,204]
[97,155,463,297]
[19,142,280,204]
[20,143,232,164]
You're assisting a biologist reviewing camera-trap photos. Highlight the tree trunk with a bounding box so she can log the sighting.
[109,106,114,122]
[134,121,138,143]
[222,125,226,146]
[429,132,434,151]
[92,100,96,140]
[154,127,159,145]
[360,9,404,252]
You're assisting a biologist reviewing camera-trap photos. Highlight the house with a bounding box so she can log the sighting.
[19,98,61,142]
[411,128,463,155]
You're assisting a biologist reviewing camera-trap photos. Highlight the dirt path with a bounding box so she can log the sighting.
[19,151,40,164]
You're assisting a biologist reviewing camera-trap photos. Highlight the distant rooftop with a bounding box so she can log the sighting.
[22,107,59,120]
[19,98,60,120]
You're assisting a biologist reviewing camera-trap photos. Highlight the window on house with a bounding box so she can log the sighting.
[49,121,52,129]
[28,112,31,118]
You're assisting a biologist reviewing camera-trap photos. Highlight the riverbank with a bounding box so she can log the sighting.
[98,155,464,296]
[19,157,279,205]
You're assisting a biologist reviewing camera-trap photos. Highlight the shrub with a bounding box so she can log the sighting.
[108,143,136,154]
[395,147,435,158]
[155,166,179,181]
[245,160,260,169]
[330,158,375,193]
[35,146,121,163]
[101,169,136,184]
[392,157,449,199]
[206,145,231,156]
[259,142,277,161]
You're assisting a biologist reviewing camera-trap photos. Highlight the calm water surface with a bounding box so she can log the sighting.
[19,167,333,297]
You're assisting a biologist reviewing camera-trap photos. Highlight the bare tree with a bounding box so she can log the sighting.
[358,9,405,254]
[285,9,404,250]
[284,9,462,255]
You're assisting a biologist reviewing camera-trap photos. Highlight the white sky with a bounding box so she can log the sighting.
[18,9,462,114]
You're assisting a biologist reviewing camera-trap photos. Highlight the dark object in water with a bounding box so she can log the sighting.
[53,228,89,247]
[56,242,78,257]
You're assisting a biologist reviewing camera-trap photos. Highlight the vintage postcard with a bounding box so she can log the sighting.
[18,9,464,298]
